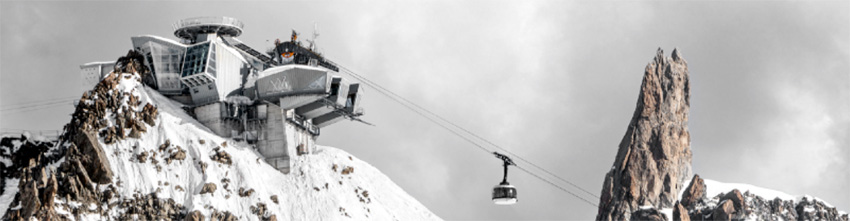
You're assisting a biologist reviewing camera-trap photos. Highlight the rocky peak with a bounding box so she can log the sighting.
[597,48,692,220]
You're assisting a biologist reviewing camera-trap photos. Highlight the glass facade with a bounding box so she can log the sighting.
[182,42,211,77]
[135,38,186,92]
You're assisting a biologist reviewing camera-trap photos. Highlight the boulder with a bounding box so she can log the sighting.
[185,210,204,221]
[141,103,158,126]
[721,189,746,212]
[201,183,217,195]
[169,147,187,162]
[240,187,255,197]
[211,148,232,165]
[681,175,705,208]
[74,131,113,184]
[711,200,735,220]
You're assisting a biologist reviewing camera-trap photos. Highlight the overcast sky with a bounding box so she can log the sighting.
[1,1,848,220]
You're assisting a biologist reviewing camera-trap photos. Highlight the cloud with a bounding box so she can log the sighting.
[2,1,848,219]
[754,79,846,194]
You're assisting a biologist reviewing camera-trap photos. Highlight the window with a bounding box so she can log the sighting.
[208,84,214,90]
[193,88,199,94]
[181,42,210,77]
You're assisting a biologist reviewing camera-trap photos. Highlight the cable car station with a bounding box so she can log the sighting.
[78,17,366,174]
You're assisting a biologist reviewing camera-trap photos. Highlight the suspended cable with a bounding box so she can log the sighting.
[1,96,77,109]
[334,64,598,196]
[340,64,598,198]
[0,128,62,132]
[0,100,72,113]
[330,62,600,207]
[516,166,598,207]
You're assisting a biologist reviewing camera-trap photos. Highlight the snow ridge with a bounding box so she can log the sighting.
[2,71,439,220]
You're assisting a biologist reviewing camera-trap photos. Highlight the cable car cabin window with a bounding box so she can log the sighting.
[493,187,516,198]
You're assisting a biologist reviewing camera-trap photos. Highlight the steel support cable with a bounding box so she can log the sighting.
[0,128,62,132]
[2,96,77,109]
[347,73,492,154]
[333,64,599,199]
[331,64,598,208]
[1,100,73,113]
[515,166,599,207]
[1,100,71,112]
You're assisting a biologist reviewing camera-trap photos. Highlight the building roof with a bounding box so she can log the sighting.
[80,61,116,68]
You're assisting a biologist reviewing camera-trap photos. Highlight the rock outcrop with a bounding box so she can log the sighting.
[2,51,161,220]
[597,48,693,220]
[680,175,705,208]
[672,202,689,221]
[680,180,849,221]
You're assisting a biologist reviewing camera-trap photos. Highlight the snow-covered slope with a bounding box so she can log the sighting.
[2,70,439,220]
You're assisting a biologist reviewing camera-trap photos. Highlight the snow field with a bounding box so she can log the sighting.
[83,73,439,220]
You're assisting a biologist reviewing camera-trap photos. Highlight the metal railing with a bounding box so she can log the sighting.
[172,17,244,31]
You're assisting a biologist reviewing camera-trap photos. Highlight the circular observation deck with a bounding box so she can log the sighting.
[173,16,244,40]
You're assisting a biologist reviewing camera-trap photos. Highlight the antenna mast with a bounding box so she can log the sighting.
[307,22,320,53]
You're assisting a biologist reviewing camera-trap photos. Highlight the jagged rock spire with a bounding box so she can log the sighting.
[597,48,692,220]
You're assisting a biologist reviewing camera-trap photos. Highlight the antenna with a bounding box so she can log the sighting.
[307,22,320,53]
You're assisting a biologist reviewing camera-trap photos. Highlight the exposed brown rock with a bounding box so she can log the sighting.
[270,195,279,204]
[239,187,255,197]
[721,189,746,212]
[19,179,42,218]
[211,148,232,165]
[597,48,692,220]
[681,174,705,208]
[341,166,354,175]
[170,147,187,162]
[201,183,217,195]
[141,103,158,126]
[137,151,148,163]
[210,210,236,221]
[673,201,690,221]
[128,127,142,139]
[159,139,171,151]
[185,210,205,221]
[115,193,184,220]
[41,172,58,210]
[250,202,268,219]
[630,207,667,221]
[711,200,735,221]
[199,161,208,175]
[73,131,113,184]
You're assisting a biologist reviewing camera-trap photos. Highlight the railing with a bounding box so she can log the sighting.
[173,17,244,31]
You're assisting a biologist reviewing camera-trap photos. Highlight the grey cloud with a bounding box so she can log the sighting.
[1,1,847,219]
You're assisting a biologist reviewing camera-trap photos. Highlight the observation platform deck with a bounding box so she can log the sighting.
[173,16,244,39]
